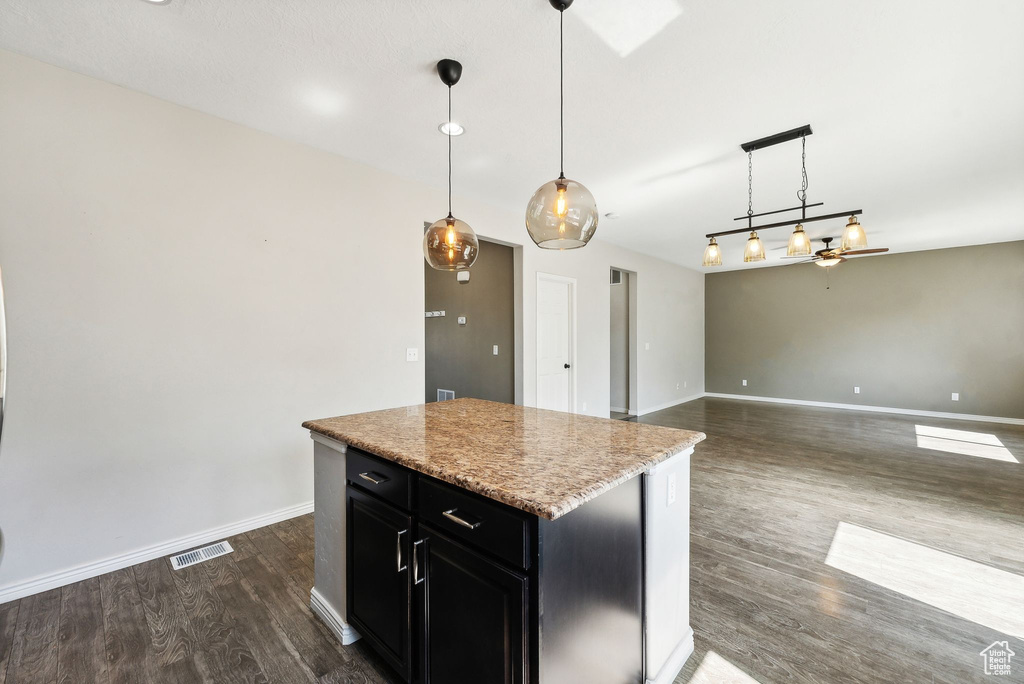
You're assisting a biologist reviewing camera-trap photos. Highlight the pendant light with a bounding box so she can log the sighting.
[702,237,722,267]
[525,0,598,249]
[423,59,479,271]
[741,150,765,262]
[841,215,867,250]
[787,135,813,257]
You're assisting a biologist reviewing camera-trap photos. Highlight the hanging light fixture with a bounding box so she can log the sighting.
[423,59,479,272]
[740,149,765,263]
[743,232,765,262]
[702,237,722,267]
[525,0,598,249]
[787,135,813,257]
[841,215,867,250]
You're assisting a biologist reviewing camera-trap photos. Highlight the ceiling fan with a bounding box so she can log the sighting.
[782,236,889,267]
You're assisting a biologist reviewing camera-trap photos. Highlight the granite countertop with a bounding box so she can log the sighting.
[302,398,705,520]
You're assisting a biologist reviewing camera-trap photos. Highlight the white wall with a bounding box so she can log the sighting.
[0,50,703,598]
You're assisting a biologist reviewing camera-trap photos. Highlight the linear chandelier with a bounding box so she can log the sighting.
[702,125,867,267]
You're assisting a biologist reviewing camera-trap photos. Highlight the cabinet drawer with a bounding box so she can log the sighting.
[346,448,412,511]
[418,479,530,570]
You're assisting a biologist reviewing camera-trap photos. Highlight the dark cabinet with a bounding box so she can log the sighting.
[347,487,413,681]
[416,529,528,684]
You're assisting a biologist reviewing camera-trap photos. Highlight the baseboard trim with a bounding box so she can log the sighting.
[0,500,314,605]
[610,405,628,413]
[310,587,361,646]
[646,627,695,684]
[704,393,1024,425]
[637,393,705,417]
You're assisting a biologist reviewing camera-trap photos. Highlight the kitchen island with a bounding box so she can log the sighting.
[303,398,704,684]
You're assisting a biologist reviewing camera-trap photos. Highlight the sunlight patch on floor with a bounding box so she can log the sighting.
[915,425,1017,462]
[825,522,1024,639]
[686,651,762,684]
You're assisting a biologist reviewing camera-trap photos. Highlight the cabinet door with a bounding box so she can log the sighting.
[417,529,528,684]
[348,487,413,681]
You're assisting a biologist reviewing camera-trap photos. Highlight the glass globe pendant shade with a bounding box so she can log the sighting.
[743,231,766,262]
[423,215,479,271]
[525,177,598,249]
[841,215,867,250]
[702,237,722,267]
[787,224,812,256]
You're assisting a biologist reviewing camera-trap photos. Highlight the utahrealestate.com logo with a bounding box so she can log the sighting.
[980,641,1015,676]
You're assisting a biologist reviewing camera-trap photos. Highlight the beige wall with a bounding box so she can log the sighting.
[424,239,515,404]
[0,50,704,597]
[609,272,629,411]
[705,241,1024,419]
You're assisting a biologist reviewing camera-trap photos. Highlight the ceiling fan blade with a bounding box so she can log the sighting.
[780,255,815,259]
[843,248,890,255]
[784,258,818,265]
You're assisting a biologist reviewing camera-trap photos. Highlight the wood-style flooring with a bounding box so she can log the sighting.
[1,397,1021,683]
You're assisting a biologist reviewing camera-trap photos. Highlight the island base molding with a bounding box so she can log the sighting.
[646,628,694,684]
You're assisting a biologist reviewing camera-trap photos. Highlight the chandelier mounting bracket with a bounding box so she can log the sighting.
[740,124,812,153]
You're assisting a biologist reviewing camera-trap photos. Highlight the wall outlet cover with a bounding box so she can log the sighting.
[406,348,418,362]
[854,386,860,394]
[952,392,959,401]
[645,342,651,351]
[458,316,467,325]
[492,345,499,355]
[742,379,748,387]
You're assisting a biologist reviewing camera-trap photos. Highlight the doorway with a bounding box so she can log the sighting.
[424,238,516,403]
[610,267,637,420]
[536,273,576,413]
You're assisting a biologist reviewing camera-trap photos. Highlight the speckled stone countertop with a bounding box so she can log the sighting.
[302,398,704,520]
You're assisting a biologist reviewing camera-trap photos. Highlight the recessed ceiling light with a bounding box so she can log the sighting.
[142,0,171,4]
[438,121,464,136]
[604,212,620,219]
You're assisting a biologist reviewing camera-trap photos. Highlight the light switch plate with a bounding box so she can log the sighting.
[667,473,677,505]
[406,348,418,362]
[952,392,959,401]
[492,345,499,355]
[458,316,467,325]
[645,342,651,351]
[854,386,860,394]
[742,379,748,387]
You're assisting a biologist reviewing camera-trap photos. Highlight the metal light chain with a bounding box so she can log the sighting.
[797,134,808,203]
[747,150,753,227]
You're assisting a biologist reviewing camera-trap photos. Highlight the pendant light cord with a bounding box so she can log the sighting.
[797,133,808,205]
[559,8,564,179]
[448,85,453,217]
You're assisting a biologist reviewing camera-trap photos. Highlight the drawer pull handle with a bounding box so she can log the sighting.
[396,529,407,573]
[443,508,481,530]
[359,471,389,485]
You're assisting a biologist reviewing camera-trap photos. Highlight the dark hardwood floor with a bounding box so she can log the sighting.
[0,397,1021,683]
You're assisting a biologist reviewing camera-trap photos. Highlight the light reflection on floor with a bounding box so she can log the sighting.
[825,522,1024,639]
[915,424,1017,462]
[686,650,762,684]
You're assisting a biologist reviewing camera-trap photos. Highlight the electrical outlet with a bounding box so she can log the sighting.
[684,381,687,389]
[406,348,418,362]
[742,379,748,387]
[952,392,959,401]
[676,382,680,390]
[458,316,467,325]
[645,342,651,351]
[854,386,860,394]
[492,345,499,355]
[667,473,677,506]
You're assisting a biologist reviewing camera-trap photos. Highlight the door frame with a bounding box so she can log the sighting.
[536,272,577,414]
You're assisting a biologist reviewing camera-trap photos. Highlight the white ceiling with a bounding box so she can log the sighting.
[2,0,1023,271]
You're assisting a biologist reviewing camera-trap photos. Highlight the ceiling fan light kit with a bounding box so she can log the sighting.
[703,125,883,269]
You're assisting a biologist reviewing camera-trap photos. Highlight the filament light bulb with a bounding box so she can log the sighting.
[555,182,568,218]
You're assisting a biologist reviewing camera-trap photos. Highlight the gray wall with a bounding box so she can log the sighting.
[610,272,629,411]
[705,241,1024,419]
[425,239,515,403]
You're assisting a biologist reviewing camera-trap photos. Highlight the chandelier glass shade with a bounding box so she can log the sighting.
[841,215,867,250]
[702,237,722,267]
[787,224,812,256]
[743,232,766,262]
[526,177,598,249]
[423,215,479,271]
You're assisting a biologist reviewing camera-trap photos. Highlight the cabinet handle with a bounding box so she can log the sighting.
[442,508,482,530]
[413,539,426,585]
[359,472,389,485]
[396,529,407,572]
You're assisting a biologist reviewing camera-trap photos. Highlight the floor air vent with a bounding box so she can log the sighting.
[170,541,234,570]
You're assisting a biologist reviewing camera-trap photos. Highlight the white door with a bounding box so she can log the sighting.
[536,274,575,412]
